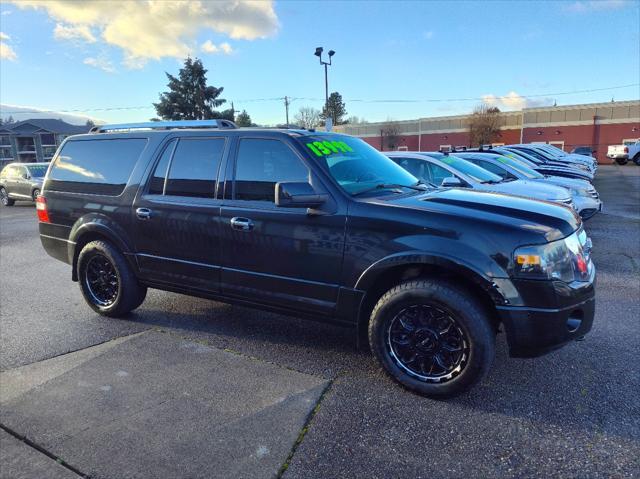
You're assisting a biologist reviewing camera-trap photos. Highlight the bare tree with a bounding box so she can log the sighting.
[467,104,501,147]
[381,121,401,151]
[345,115,367,124]
[294,106,321,130]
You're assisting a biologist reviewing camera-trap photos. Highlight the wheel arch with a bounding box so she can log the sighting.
[354,255,505,349]
[69,220,136,281]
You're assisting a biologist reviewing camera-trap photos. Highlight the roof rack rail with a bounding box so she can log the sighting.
[93,119,238,133]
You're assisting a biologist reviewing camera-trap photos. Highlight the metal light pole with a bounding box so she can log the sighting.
[314,47,335,130]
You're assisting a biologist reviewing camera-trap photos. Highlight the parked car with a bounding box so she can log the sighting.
[454,152,602,220]
[37,120,595,399]
[386,151,576,210]
[507,144,596,174]
[570,146,594,157]
[0,162,48,206]
[499,146,594,182]
[533,143,598,171]
[607,140,640,165]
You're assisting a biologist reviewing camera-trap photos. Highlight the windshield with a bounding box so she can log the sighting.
[492,155,543,179]
[300,135,419,195]
[496,149,539,168]
[444,155,502,183]
[27,165,48,177]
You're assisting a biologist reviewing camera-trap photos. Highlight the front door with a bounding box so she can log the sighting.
[132,136,227,292]
[219,137,346,317]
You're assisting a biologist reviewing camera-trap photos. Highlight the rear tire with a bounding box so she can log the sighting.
[32,189,40,201]
[1,187,14,206]
[368,279,495,398]
[77,240,147,317]
[615,157,628,165]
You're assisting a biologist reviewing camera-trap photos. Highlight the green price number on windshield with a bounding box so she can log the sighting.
[306,141,353,157]
[497,156,510,164]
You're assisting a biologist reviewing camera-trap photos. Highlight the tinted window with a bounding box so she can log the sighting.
[26,165,48,177]
[148,140,176,195]
[235,139,308,202]
[474,159,509,178]
[426,162,452,185]
[164,138,224,198]
[48,138,147,195]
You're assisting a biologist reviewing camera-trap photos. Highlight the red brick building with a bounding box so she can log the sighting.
[334,100,640,164]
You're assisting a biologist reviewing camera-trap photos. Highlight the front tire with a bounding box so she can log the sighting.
[1,187,15,206]
[369,279,495,399]
[77,240,147,317]
[32,189,40,201]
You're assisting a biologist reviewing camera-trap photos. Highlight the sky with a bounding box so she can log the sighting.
[0,0,639,125]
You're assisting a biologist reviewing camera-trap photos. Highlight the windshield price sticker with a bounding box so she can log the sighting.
[306,140,353,157]
[497,156,510,164]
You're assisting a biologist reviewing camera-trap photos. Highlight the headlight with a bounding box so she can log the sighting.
[511,231,592,282]
[571,187,590,196]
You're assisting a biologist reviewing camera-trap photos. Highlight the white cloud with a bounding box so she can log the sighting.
[0,32,16,61]
[1,103,104,125]
[563,0,629,13]
[423,31,434,40]
[13,1,278,68]
[201,40,234,55]
[83,56,115,73]
[482,91,554,111]
[54,23,96,42]
[0,42,17,61]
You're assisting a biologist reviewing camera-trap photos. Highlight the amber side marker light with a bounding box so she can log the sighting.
[516,254,541,265]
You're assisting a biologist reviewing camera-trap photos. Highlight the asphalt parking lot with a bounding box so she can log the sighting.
[1,164,639,478]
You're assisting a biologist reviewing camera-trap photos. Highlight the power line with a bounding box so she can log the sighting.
[1,83,638,114]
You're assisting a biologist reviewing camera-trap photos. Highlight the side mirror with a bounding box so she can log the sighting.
[22,173,30,179]
[275,181,327,208]
[441,176,463,187]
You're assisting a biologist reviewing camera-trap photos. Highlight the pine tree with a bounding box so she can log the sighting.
[235,110,253,127]
[153,57,226,120]
[320,92,347,125]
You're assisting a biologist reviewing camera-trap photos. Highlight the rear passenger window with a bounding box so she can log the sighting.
[163,138,224,198]
[234,139,308,202]
[48,138,147,195]
[148,140,175,195]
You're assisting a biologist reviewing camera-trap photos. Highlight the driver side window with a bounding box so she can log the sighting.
[476,160,509,179]
[427,163,452,185]
[234,139,309,202]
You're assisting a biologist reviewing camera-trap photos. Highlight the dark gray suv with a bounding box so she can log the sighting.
[0,162,48,206]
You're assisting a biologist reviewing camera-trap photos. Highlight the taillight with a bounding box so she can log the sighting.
[624,146,629,153]
[36,195,50,223]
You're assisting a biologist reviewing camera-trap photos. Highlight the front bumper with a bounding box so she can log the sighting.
[573,195,602,220]
[607,153,628,160]
[494,268,596,358]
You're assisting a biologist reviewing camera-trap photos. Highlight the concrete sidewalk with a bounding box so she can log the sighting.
[1,331,329,479]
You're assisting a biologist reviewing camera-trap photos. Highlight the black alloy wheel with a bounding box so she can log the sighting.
[387,304,469,383]
[32,189,40,201]
[84,254,119,307]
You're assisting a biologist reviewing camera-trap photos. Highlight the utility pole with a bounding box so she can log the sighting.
[284,96,290,126]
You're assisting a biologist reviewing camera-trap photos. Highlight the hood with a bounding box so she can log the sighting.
[372,188,580,242]
[535,165,594,181]
[538,175,593,192]
[473,179,571,201]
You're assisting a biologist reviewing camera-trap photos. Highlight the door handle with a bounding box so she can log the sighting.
[136,207,152,220]
[230,217,254,231]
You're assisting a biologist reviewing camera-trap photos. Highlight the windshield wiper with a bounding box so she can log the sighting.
[352,182,428,197]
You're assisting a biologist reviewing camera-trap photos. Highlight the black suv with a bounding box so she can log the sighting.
[37,120,596,398]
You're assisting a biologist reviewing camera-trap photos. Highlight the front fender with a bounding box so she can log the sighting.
[354,251,511,306]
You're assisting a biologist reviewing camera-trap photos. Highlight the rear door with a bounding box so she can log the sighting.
[132,136,227,292]
[218,136,346,317]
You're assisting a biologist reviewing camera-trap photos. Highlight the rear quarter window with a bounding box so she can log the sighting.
[47,138,147,195]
